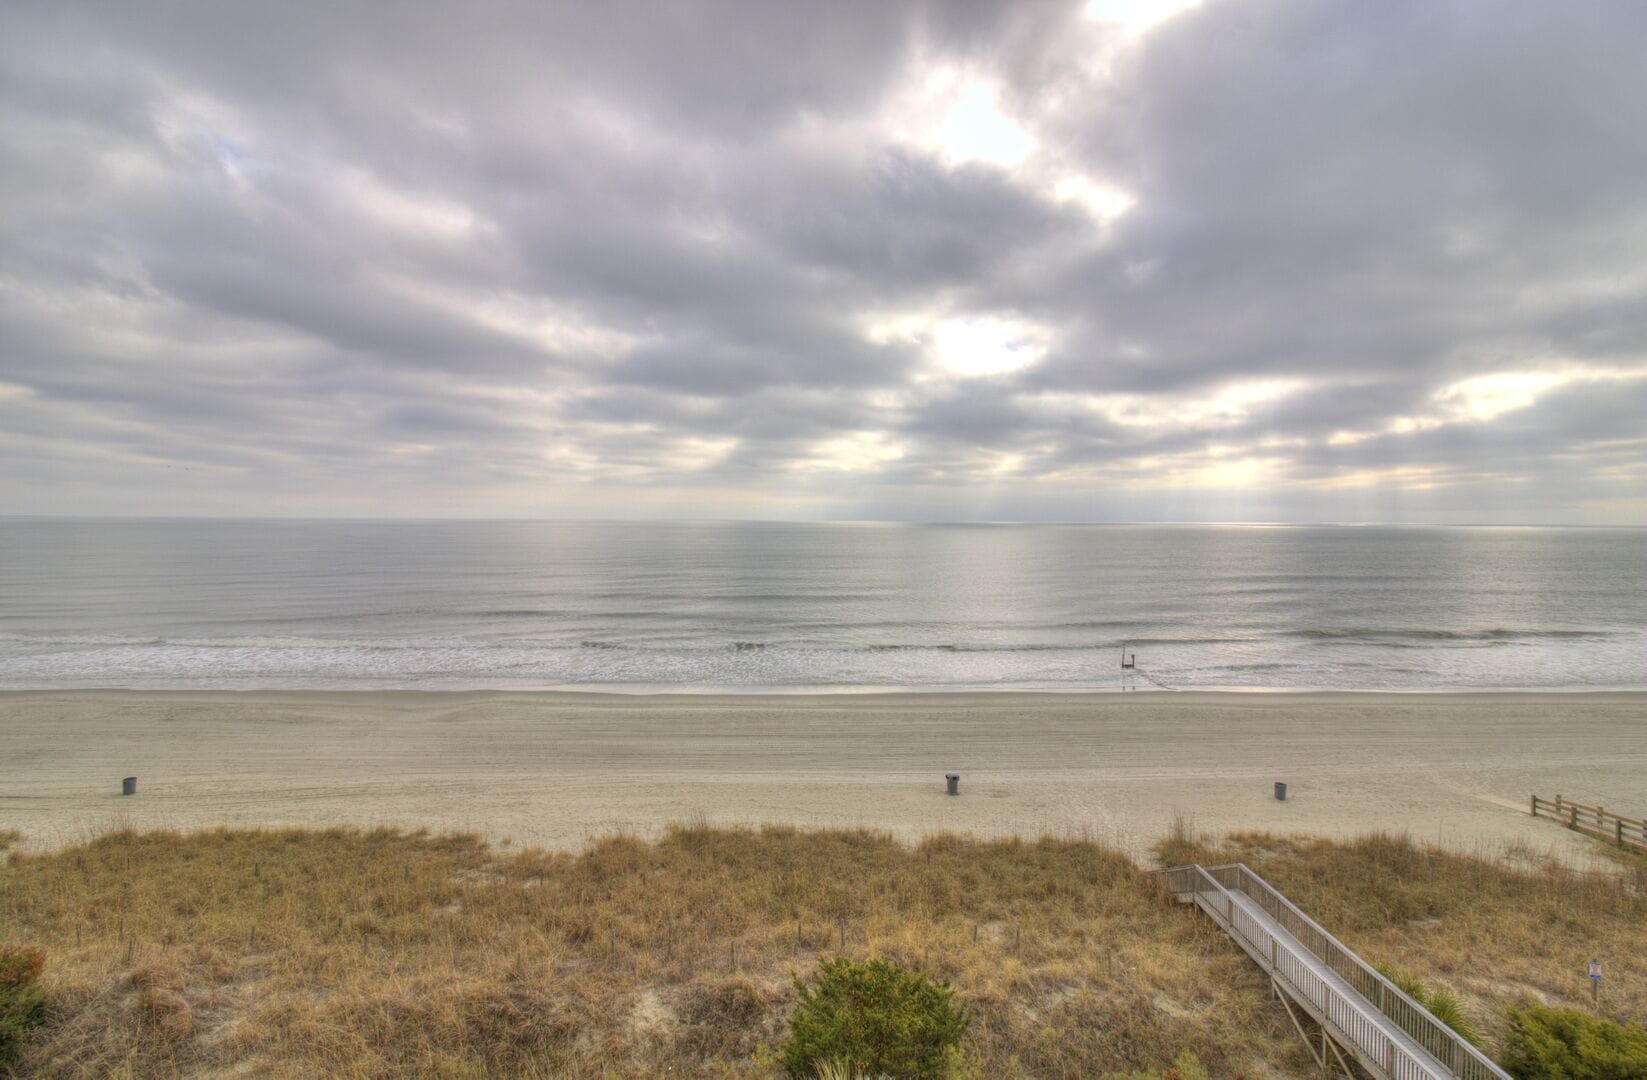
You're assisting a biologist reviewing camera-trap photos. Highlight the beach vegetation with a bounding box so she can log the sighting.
[0,825,1294,1076]
[1374,962,1482,1047]
[0,825,1642,1075]
[780,956,968,1078]
[0,945,48,1068]
[1501,1004,1647,1080]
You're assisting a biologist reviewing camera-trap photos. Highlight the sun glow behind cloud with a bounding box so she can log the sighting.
[937,82,1034,167]
[1029,378,1307,431]
[930,316,1047,378]
[880,68,1037,171]
[1435,370,1576,422]
[802,430,906,472]
[873,49,1136,242]
[1054,175,1136,224]
[1328,365,1647,446]
[1083,0,1204,36]
[861,311,1050,379]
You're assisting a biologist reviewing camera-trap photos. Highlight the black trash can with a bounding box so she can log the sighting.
[945,773,960,796]
[1274,781,1287,801]
[122,776,138,796]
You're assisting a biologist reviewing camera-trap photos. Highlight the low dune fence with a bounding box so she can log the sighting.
[1531,794,1647,850]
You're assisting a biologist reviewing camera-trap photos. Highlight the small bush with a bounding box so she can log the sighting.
[0,946,48,1068]
[140,987,195,1042]
[1424,985,1478,1047]
[781,957,969,1079]
[1502,1004,1647,1080]
[677,973,775,1059]
[1375,963,1481,1047]
[0,948,44,993]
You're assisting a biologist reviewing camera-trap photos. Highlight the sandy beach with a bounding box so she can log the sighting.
[3,690,1642,864]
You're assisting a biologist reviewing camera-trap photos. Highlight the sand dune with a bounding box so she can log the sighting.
[3,690,1642,865]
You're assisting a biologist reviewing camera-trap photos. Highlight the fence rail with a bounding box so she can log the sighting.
[1531,794,1647,850]
[1157,863,1510,1080]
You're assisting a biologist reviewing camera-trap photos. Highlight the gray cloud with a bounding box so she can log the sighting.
[1,0,1644,522]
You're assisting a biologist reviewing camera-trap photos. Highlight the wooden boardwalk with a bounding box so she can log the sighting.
[1157,863,1510,1080]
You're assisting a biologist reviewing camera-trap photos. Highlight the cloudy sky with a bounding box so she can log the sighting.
[3,1,1645,523]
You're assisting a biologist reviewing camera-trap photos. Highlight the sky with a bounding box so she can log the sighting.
[3,1,1646,524]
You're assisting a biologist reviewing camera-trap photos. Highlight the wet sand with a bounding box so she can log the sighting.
[3,690,1642,865]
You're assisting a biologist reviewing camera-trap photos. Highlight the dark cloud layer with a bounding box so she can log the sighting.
[2,0,1644,522]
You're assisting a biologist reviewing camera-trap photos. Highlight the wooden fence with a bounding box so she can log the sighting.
[1530,794,1647,851]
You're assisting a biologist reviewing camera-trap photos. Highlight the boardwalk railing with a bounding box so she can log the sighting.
[1531,794,1647,850]
[1157,863,1510,1080]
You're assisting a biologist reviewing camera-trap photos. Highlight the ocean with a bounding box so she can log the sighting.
[0,519,1642,693]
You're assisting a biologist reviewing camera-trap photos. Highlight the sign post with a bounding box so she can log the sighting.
[1588,960,1602,1006]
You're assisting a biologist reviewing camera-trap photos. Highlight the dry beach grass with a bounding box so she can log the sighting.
[3,824,1645,1077]
[1,824,1303,1077]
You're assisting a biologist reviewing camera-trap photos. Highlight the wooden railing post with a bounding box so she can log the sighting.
[1530,794,1537,817]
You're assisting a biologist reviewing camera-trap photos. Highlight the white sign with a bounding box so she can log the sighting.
[1588,960,1602,981]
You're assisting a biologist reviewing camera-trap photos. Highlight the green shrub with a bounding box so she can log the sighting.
[1502,1004,1647,1080]
[1375,963,1481,1047]
[781,957,969,1079]
[0,946,48,1068]
[813,1064,885,1080]
[1424,985,1479,1048]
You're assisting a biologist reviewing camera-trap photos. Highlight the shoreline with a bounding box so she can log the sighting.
[5,686,1646,699]
[4,689,1643,865]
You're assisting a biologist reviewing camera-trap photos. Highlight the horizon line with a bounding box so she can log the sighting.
[1,514,1640,529]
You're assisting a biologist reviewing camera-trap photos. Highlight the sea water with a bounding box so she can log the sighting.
[0,519,1642,692]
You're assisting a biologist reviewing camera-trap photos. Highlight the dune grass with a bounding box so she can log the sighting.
[2,823,1641,1076]
[2,825,1299,1077]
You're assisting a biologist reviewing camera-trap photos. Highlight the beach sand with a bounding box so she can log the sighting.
[3,690,1642,865]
